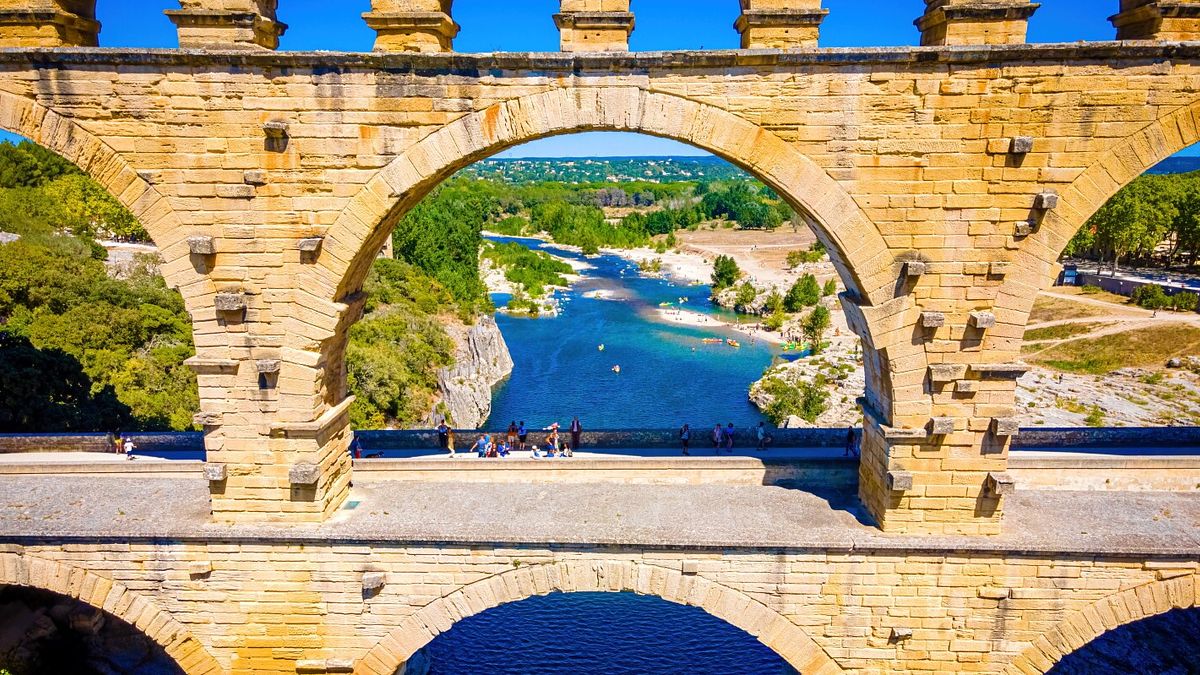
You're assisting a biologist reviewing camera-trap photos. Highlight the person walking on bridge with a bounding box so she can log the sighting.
[569,416,582,456]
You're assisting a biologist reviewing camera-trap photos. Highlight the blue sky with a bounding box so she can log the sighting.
[3,1,1196,157]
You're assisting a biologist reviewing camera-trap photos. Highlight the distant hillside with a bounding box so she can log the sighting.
[461,156,752,184]
[1148,156,1200,175]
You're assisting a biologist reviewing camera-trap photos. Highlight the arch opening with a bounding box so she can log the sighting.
[413,590,797,674]
[1049,605,1200,675]
[0,583,186,675]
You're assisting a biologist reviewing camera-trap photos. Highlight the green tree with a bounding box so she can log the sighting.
[784,274,820,311]
[734,281,758,311]
[803,305,832,354]
[711,255,740,290]
[822,278,838,297]
[1087,177,1177,274]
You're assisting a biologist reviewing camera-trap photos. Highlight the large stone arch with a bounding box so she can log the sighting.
[0,552,226,675]
[354,558,843,675]
[0,89,212,310]
[997,96,1200,318]
[1005,573,1198,674]
[316,86,897,313]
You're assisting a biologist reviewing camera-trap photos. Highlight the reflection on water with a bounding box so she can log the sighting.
[485,236,777,429]
[425,592,795,675]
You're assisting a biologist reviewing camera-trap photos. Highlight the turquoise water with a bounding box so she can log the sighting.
[484,236,781,430]
[424,592,794,674]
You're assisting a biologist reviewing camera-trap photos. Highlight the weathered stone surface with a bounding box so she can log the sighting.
[362,571,386,593]
[921,311,946,328]
[289,462,320,486]
[187,235,215,255]
[213,292,246,312]
[1111,0,1200,40]
[904,260,927,277]
[255,359,281,374]
[992,417,1020,437]
[242,169,268,185]
[929,363,968,383]
[202,463,227,481]
[986,471,1016,496]
[916,0,1039,46]
[166,0,287,50]
[930,417,955,435]
[1014,220,1036,237]
[431,315,513,428]
[887,470,914,491]
[298,236,324,253]
[1010,135,1034,154]
[215,184,255,199]
[0,0,99,47]
[969,310,997,329]
[1034,191,1060,210]
[555,0,634,51]
[891,626,914,641]
[735,0,828,49]
[364,0,459,52]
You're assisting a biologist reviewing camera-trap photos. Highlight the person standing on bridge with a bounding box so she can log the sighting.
[507,421,518,449]
[724,423,736,453]
[517,421,528,452]
[679,423,691,455]
[712,423,723,452]
[569,416,582,456]
[437,422,453,458]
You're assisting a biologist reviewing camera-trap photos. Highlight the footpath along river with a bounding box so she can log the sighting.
[483,235,784,430]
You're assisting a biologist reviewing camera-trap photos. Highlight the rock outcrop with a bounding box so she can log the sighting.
[431,314,514,429]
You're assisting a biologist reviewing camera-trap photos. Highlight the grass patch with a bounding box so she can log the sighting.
[1032,325,1200,375]
[1029,296,1111,323]
[1023,322,1109,342]
[1054,286,1132,306]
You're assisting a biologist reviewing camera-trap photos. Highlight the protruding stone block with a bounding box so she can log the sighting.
[555,0,634,52]
[921,311,946,328]
[325,660,354,674]
[985,471,1016,496]
[255,359,281,374]
[969,311,996,329]
[165,0,287,50]
[1033,191,1059,210]
[362,571,386,594]
[735,0,829,49]
[887,470,914,491]
[681,560,699,575]
[243,169,268,185]
[1013,220,1036,238]
[187,235,216,256]
[289,462,320,486]
[989,261,1011,276]
[971,362,1031,379]
[1110,0,1200,41]
[890,626,914,641]
[262,120,289,139]
[929,417,955,435]
[299,237,324,254]
[1010,136,1035,154]
[187,560,213,577]
[929,363,968,383]
[0,0,100,47]
[193,411,222,427]
[202,462,227,481]
[991,417,1020,437]
[363,0,459,53]
[214,292,246,312]
[955,379,979,394]
[904,260,927,277]
[916,0,1040,46]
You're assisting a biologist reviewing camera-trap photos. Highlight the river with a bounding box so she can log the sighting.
[484,235,781,430]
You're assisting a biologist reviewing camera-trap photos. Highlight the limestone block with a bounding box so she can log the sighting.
[989,262,1011,276]
[985,471,1016,496]
[325,661,354,674]
[262,120,289,138]
[187,560,213,577]
[555,0,634,52]
[929,363,968,383]
[1010,136,1035,154]
[890,626,914,641]
[977,586,1010,599]
[289,463,321,486]
[887,471,914,491]
[916,0,1039,46]
[921,311,946,328]
[681,560,699,575]
[991,417,1020,437]
[1034,191,1059,210]
[0,0,99,47]
[735,0,828,49]
[904,260,927,277]
[362,571,386,593]
[202,463,228,481]
[955,380,979,394]
[1111,0,1200,40]
[214,292,246,312]
[165,0,287,50]
[930,417,955,435]
[969,311,996,329]
[299,237,325,254]
[972,362,1030,379]
[1013,220,1036,238]
[242,169,268,185]
[216,184,255,199]
[187,235,216,255]
[363,0,459,53]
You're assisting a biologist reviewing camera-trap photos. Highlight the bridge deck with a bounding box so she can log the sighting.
[0,476,1196,556]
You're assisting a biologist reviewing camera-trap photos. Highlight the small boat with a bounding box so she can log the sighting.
[598,344,605,351]
[612,365,621,373]
[702,338,723,344]
[659,301,674,307]
[726,339,741,348]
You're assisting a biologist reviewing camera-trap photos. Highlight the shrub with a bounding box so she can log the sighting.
[734,281,758,311]
[1131,284,1170,310]
[1080,284,1102,295]
[1173,292,1199,312]
[784,274,821,311]
[761,375,828,426]
[822,278,838,297]
[711,255,740,290]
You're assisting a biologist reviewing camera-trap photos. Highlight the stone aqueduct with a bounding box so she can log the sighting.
[0,0,1198,673]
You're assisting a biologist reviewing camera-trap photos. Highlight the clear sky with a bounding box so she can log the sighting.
[2,1,1195,157]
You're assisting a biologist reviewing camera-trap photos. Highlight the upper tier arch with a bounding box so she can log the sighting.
[316,86,897,311]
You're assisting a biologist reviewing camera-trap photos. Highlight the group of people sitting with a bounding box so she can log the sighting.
[435,418,583,459]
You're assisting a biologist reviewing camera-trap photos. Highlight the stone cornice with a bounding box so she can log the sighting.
[0,42,1198,74]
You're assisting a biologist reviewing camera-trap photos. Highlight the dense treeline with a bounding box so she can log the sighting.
[1068,171,1200,272]
[482,241,573,298]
